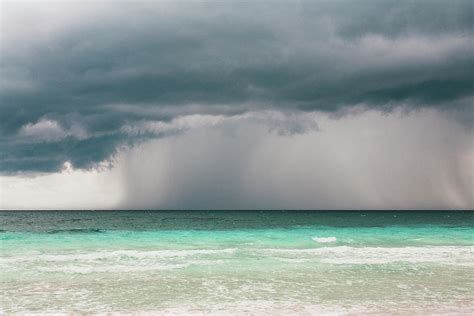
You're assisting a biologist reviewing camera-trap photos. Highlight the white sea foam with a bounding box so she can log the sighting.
[37,263,191,274]
[97,301,474,315]
[263,246,474,265]
[36,259,225,274]
[312,236,337,243]
[276,258,310,263]
[0,248,236,263]
[4,300,474,315]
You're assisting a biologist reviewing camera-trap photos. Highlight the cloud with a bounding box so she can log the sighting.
[1,108,472,210]
[18,118,87,142]
[0,161,122,210]
[121,111,319,138]
[117,109,473,210]
[0,0,472,173]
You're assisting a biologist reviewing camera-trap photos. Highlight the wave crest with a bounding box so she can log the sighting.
[312,236,337,243]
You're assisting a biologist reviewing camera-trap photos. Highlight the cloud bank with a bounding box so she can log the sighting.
[1,0,473,172]
[0,0,472,209]
[1,109,472,210]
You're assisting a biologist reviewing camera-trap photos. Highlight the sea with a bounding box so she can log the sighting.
[1,211,473,314]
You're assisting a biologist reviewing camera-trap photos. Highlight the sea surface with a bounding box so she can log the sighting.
[1,211,473,314]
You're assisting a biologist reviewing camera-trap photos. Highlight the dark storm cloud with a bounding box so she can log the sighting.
[0,134,123,173]
[1,0,473,172]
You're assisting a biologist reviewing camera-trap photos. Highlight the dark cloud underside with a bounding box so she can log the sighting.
[1,0,473,172]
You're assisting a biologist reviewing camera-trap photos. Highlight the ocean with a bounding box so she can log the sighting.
[1,211,473,314]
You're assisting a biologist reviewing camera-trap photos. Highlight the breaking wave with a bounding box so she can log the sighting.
[312,236,337,243]
[263,246,474,265]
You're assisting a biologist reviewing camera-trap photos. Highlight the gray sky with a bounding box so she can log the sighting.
[0,0,472,209]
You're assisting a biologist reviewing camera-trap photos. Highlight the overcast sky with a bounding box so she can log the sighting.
[0,0,472,210]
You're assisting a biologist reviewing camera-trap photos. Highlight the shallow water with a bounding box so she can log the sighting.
[1,211,473,314]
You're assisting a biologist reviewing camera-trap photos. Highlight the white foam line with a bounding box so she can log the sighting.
[0,248,237,263]
[37,263,191,274]
[312,236,337,243]
[263,246,474,265]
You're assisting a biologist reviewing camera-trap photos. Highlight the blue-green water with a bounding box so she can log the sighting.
[1,211,473,314]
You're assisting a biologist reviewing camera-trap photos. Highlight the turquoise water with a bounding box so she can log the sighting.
[1,211,473,314]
